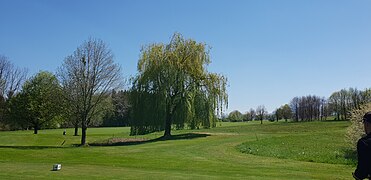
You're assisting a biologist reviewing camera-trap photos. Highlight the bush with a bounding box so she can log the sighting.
[346,103,371,150]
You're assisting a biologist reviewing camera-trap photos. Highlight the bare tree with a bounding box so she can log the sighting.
[58,38,122,145]
[319,97,328,121]
[249,108,256,121]
[329,89,354,121]
[256,105,267,124]
[289,95,325,121]
[0,55,27,128]
[0,55,27,100]
[289,88,371,122]
[290,97,299,122]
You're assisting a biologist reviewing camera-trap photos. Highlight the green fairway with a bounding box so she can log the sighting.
[0,121,354,179]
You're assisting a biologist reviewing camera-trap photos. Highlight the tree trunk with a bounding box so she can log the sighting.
[81,116,87,145]
[34,125,38,134]
[81,126,87,145]
[260,119,263,124]
[163,115,172,138]
[74,126,78,136]
[74,119,79,136]
[344,110,347,120]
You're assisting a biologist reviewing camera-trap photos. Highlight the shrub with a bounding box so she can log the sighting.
[345,103,371,150]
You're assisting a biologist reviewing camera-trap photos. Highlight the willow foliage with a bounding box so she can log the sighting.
[130,33,228,136]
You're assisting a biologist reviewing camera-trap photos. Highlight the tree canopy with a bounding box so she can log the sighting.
[8,71,62,134]
[130,33,228,137]
[228,110,243,122]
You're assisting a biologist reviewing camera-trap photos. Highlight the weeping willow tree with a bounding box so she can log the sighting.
[130,33,228,137]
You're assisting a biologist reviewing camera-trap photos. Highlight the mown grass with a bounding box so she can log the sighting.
[237,121,355,165]
[0,120,355,179]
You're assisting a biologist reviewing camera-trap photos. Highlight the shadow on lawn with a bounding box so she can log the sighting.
[322,119,350,122]
[89,133,210,147]
[0,133,210,149]
[0,145,67,150]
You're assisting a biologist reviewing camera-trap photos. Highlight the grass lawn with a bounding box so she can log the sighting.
[0,120,355,179]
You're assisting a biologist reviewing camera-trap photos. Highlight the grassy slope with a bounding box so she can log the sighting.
[236,121,355,165]
[0,121,354,179]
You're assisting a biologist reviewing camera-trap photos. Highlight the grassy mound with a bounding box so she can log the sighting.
[236,120,356,165]
[237,132,356,165]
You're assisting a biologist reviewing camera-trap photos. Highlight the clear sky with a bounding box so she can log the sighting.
[0,0,370,113]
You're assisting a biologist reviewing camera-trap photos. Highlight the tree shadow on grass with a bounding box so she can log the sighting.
[89,133,210,147]
[0,145,69,150]
[0,140,79,149]
[0,133,210,149]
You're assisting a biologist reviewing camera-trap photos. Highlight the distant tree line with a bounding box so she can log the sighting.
[224,105,269,124]
[274,104,292,122]
[226,88,371,123]
[328,88,371,121]
[290,88,371,122]
[290,95,327,122]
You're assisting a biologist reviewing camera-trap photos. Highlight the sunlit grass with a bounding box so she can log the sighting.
[0,120,354,179]
[237,130,355,165]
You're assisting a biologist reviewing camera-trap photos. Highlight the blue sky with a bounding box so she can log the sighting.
[0,0,370,113]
